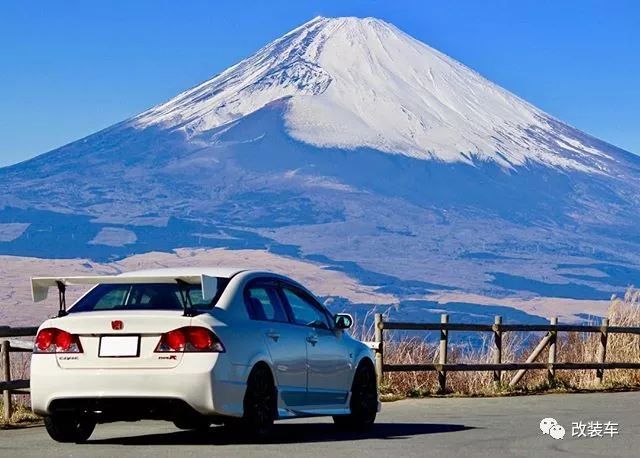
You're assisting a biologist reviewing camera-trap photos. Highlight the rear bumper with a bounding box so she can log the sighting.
[47,397,207,423]
[30,353,249,418]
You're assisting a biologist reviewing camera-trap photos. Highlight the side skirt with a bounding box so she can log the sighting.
[277,407,351,419]
[277,391,352,419]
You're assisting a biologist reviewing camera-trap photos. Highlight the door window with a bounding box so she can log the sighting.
[281,287,330,329]
[245,286,288,322]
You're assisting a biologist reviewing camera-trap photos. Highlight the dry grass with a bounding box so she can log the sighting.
[1,347,40,427]
[0,397,40,428]
[363,288,640,398]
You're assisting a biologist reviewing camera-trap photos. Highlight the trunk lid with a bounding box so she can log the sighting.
[49,310,192,369]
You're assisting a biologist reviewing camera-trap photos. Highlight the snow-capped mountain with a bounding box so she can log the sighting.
[1,17,639,323]
[135,16,612,172]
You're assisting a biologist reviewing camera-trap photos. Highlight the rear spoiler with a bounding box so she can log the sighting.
[31,274,219,317]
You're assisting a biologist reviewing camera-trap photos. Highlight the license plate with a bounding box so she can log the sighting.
[99,336,140,357]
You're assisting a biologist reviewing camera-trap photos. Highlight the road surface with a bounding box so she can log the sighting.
[2,391,638,457]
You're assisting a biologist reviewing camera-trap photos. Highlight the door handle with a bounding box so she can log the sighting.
[306,335,319,345]
[266,331,280,342]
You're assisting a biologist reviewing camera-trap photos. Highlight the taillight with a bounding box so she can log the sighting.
[34,328,83,353]
[35,329,55,351]
[188,327,213,350]
[155,327,224,353]
[165,329,187,351]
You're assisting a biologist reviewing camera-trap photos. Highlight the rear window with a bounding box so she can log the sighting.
[69,281,228,313]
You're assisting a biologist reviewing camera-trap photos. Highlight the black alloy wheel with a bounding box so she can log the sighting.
[44,413,96,443]
[333,362,378,431]
[228,364,277,440]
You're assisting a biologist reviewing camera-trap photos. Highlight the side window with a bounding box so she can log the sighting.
[245,285,288,322]
[281,287,330,330]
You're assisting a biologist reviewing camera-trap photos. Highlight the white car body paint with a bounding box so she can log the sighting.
[30,268,378,422]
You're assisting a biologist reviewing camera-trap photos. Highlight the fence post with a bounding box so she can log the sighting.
[438,314,449,393]
[596,318,609,384]
[493,316,502,386]
[374,313,384,387]
[508,331,553,387]
[1,340,11,423]
[547,317,558,384]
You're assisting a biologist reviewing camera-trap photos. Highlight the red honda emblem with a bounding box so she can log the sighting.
[111,320,123,330]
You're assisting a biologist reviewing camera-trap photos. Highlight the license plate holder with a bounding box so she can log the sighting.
[99,335,140,358]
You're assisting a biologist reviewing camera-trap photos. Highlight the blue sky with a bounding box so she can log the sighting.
[1,0,638,167]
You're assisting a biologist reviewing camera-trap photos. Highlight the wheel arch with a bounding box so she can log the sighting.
[351,354,377,389]
[355,355,375,371]
[245,351,276,382]
[249,360,275,381]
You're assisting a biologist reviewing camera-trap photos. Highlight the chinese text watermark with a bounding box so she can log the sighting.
[540,418,619,440]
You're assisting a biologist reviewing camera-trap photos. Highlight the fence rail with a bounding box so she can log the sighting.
[1,326,37,422]
[381,321,640,334]
[372,313,640,392]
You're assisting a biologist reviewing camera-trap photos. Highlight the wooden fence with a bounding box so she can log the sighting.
[0,326,38,422]
[372,313,640,392]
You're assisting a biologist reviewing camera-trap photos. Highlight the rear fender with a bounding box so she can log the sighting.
[237,352,275,384]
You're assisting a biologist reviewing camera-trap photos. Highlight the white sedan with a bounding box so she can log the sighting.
[29,267,379,442]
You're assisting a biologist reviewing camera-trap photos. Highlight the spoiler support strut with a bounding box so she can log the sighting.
[176,279,197,317]
[56,281,68,317]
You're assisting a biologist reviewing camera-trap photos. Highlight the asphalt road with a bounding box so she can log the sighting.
[2,391,638,457]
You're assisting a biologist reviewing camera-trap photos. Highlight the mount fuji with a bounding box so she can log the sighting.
[2,16,639,323]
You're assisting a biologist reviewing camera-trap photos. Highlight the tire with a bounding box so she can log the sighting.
[44,414,96,443]
[227,364,276,440]
[333,362,378,431]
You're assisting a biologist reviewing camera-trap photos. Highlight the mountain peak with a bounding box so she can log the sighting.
[302,15,391,26]
[132,16,613,173]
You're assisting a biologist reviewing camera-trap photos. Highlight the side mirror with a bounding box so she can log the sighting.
[334,313,353,330]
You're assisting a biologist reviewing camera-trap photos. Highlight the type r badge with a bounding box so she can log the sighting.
[111,320,124,330]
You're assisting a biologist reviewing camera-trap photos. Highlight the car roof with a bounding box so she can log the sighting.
[118,267,249,279]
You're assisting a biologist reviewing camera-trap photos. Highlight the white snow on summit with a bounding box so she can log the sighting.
[134,16,609,171]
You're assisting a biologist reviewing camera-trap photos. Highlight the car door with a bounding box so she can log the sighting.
[244,280,308,407]
[279,284,352,407]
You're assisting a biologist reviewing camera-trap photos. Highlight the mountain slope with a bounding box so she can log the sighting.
[134,16,618,172]
[1,16,639,322]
